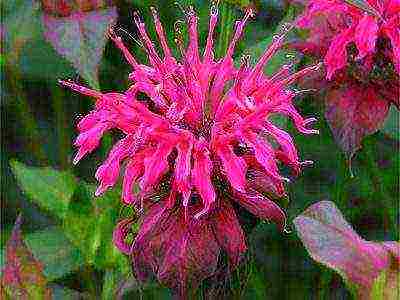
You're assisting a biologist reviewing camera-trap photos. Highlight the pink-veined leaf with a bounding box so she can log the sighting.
[1,215,52,299]
[294,200,399,300]
[42,6,117,88]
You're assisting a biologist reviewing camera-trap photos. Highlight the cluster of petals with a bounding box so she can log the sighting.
[60,5,318,295]
[294,0,400,79]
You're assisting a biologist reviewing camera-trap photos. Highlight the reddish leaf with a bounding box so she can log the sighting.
[294,201,399,300]
[1,215,52,299]
[325,85,389,159]
[42,6,117,88]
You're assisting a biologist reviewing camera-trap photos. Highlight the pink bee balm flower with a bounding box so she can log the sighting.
[60,4,319,297]
[294,0,400,79]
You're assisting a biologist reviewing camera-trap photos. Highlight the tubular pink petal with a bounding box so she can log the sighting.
[58,80,104,99]
[215,142,247,192]
[232,55,252,101]
[95,135,136,195]
[254,63,322,99]
[354,14,378,60]
[122,158,143,205]
[273,102,319,135]
[150,6,173,60]
[140,141,174,192]
[192,139,216,215]
[73,122,111,164]
[77,111,101,132]
[263,121,301,172]
[133,11,162,68]
[325,26,354,80]
[226,8,254,58]
[203,4,219,62]
[248,135,283,182]
[185,6,200,66]
[174,136,193,201]
[108,27,139,68]
[244,33,286,91]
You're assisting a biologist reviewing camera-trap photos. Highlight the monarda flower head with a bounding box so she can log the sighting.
[293,0,400,80]
[60,4,319,297]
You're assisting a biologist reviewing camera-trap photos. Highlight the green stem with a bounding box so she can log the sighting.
[333,155,348,207]
[215,3,235,58]
[101,269,119,300]
[51,86,70,170]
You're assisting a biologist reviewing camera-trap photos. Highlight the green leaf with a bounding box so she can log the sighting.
[381,106,399,140]
[24,227,85,281]
[62,183,99,264]
[63,183,128,270]
[10,160,78,219]
[42,7,118,89]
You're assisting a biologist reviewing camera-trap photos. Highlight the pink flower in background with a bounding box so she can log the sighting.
[290,0,399,160]
[294,0,400,79]
[60,4,318,296]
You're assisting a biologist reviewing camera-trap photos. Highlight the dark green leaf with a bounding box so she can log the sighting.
[24,227,85,281]
[381,106,399,140]
[10,160,78,219]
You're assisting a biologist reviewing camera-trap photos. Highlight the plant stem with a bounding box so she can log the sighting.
[51,86,71,170]
[215,3,235,59]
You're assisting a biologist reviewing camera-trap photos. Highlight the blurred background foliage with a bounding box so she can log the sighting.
[1,0,398,299]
